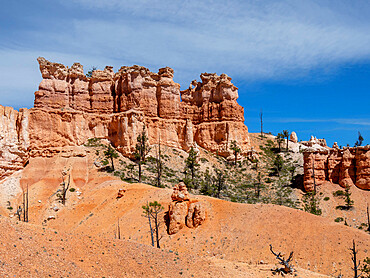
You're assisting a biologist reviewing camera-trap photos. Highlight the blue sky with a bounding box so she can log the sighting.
[0,0,369,147]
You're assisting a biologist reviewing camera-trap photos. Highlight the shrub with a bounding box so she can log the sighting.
[200,157,208,163]
[323,197,330,201]
[334,217,344,222]
[333,190,344,197]
[69,188,76,192]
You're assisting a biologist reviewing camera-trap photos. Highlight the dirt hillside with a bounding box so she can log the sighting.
[0,148,369,277]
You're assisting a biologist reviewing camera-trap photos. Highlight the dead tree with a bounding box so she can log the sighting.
[155,135,163,188]
[142,201,163,248]
[143,201,155,247]
[367,204,370,233]
[16,206,22,221]
[21,185,29,222]
[350,240,361,278]
[260,109,263,140]
[117,218,121,240]
[58,171,70,205]
[269,244,294,275]
[312,160,317,194]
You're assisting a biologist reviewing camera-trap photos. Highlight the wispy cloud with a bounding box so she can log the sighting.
[270,117,370,126]
[53,0,370,86]
[1,0,369,89]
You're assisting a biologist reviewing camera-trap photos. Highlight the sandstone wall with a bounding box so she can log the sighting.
[0,106,29,179]
[0,58,251,180]
[303,146,370,191]
[32,57,250,156]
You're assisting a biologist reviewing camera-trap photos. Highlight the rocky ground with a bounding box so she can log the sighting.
[0,145,369,277]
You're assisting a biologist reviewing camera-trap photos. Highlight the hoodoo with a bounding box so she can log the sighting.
[0,57,251,180]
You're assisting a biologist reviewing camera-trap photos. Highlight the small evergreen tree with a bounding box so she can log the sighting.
[255,172,262,198]
[273,154,284,177]
[344,185,354,210]
[185,147,199,189]
[302,191,322,215]
[213,168,226,198]
[86,66,97,77]
[276,133,284,152]
[230,140,241,166]
[154,137,163,188]
[142,201,163,248]
[200,169,213,196]
[134,126,151,183]
[104,145,119,171]
[283,130,289,151]
[354,131,364,147]
[362,257,370,277]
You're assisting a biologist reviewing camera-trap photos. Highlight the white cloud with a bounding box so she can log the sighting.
[270,117,370,126]
[52,0,370,86]
[2,0,370,106]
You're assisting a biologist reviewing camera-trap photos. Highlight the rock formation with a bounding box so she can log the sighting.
[0,57,251,180]
[289,131,298,143]
[303,145,370,191]
[0,106,29,179]
[168,182,206,235]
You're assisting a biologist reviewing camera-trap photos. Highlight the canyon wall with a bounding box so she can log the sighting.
[303,145,370,191]
[33,57,250,156]
[0,106,29,179]
[0,57,250,179]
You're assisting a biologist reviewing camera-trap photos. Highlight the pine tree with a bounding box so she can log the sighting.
[354,131,364,147]
[104,145,118,171]
[344,185,354,210]
[142,201,163,248]
[283,130,289,151]
[134,126,150,183]
[213,168,226,198]
[155,136,163,188]
[276,133,284,152]
[230,140,241,166]
[302,191,322,215]
[185,147,199,189]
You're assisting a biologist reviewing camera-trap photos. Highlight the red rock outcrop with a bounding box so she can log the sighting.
[168,183,206,235]
[303,145,370,191]
[32,57,250,156]
[0,57,251,180]
[0,106,29,179]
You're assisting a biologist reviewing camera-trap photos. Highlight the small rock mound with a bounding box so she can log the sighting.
[168,182,206,235]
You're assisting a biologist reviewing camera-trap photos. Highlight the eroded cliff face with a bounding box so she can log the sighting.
[33,57,250,155]
[303,145,370,191]
[0,57,250,179]
[0,106,29,179]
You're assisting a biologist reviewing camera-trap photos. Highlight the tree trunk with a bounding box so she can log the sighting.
[191,168,194,186]
[351,240,360,278]
[147,204,154,247]
[286,137,289,151]
[138,162,142,183]
[26,185,29,222]
[260,109,263,140]
[367,204,370,232]
[111,157,114,171]
[22,188,26,222]
[155,215,160,248]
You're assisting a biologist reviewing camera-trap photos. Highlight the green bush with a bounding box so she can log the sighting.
[333,190,344,197]
[323,197,330,201]
[334,217,344,222]
[69,188,76,192]
[84,137,102,147]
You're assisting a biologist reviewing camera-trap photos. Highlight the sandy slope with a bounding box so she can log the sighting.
[1,151,369,277]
